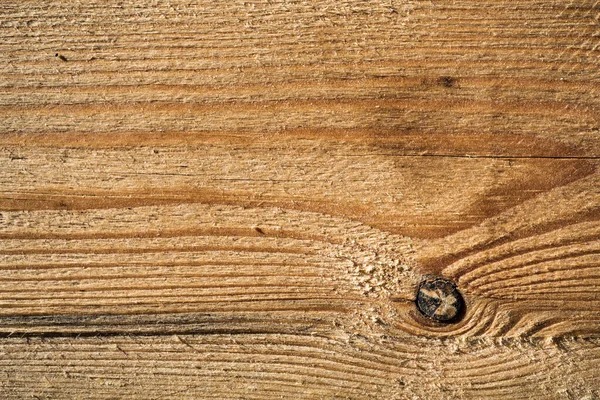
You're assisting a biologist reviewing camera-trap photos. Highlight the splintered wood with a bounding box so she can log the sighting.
[1,0,599,399]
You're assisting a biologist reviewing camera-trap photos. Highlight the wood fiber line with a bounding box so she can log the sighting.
[0,335,599,399]
[2,0,600,398]
[1,1,600,149]
[0,204,414,326]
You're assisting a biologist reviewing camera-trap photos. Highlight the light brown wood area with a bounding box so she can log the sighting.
[1,0,600,398]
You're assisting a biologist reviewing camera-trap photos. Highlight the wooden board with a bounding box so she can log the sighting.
[1,0,600,398]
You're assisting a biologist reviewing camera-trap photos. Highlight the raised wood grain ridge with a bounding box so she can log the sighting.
[1,0,600,399]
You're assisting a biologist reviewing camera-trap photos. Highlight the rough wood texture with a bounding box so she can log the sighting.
[1,0,600,398]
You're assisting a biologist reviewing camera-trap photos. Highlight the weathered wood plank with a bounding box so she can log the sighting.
[1,0,600,398]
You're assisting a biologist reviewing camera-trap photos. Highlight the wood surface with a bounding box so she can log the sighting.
[1,0,600,398]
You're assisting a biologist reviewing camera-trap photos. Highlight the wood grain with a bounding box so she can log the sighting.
[1,0,600,398]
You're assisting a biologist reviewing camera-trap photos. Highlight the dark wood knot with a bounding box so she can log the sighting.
[416,277,464,323]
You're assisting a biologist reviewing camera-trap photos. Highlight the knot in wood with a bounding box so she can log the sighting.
[416,277,464,323]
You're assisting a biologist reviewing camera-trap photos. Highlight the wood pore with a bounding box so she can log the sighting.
[1,0,600,398]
